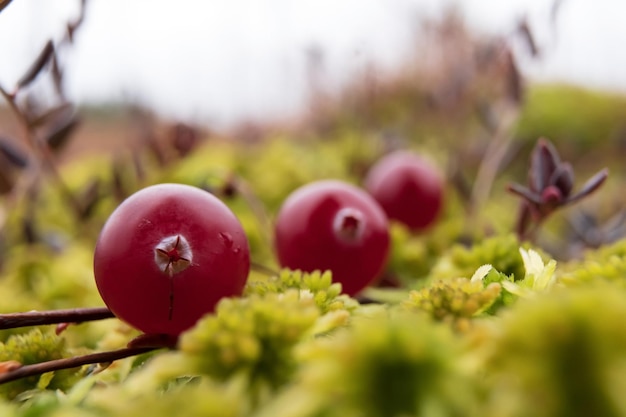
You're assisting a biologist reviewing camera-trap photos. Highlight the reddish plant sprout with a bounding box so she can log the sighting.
[507,138,608,240]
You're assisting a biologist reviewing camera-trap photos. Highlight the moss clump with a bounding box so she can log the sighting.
[559,239,626,287]
[0,329,78,400]
[244,269,359,314]
[178,290,321,392]
[403,277,501,330]
[278,311,476,417]
[484,286,626,417]
[429,234,528,282]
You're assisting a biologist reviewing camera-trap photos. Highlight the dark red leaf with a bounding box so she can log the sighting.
[0,361,22,375]
[508,183,542,205]
[45,113,80,151]
[530,138,560,191]
[27,102,74,129]
[566,168,609,204]
[77,178,102,220]
[549,162,574,198]
[55,323,71,335]
[0,137,29,168]
[517,17,539,57]
[16,40,54,90]
[50,53,64,96]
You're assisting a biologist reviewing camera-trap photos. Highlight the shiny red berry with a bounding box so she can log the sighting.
[274,180,390,296]
[364,151,444,231]
[93,183,250,336]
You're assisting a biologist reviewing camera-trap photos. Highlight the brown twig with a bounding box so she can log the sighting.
[470,107,518,219]
[0,346,157,385]
[0,0,90,234]
[0,90,84,220]
[0,307,114,330]
[0,0,14,14]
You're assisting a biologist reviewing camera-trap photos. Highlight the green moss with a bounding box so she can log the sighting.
[485,286,626,417]
[91,379,245,417]
[0,329,78,400]
[244,269,359,314]
[286,311,476,417]
[429,234,527,282]
[403,277,501,329]
[559,238,626,287]
[516,84,626,150]
[178,290,321,392]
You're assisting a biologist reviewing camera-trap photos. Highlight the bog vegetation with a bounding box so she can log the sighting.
[2,2,626,416]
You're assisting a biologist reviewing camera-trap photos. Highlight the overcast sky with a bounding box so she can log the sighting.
[0,0,624,127]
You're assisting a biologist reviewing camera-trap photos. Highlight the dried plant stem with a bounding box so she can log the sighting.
[0,307,114,330]
[0,86,37,154]
[0,85,83,220]
[0,346,157,385]
[470,108,518,216]
[0,0,14,14]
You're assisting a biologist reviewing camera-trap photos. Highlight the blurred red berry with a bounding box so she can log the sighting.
[274,180,390,296]
[364,151,444,231]
[94,183,250,336]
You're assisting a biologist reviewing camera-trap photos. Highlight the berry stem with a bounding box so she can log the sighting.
[0,346,158,385]
[0,307,114,330]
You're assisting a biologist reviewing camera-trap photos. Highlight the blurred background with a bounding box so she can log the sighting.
[1,0,625,129]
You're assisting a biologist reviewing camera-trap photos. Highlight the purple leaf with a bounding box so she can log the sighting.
[16,40,54,90]
[566,168,609,204]
[45,113,80,151]
[603,210,626,233]
[530,138,560,191]
[0,137,29,168]
[27,102,74,129]
[507,183,543,205]
[549,162,574,198]
[517,17,540,58]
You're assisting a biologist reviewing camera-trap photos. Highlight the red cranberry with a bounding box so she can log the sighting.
[274,180,390,296]
[93,183,250,336]
[364,151,444,231]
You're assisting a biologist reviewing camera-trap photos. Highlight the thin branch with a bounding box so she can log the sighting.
[0,84,83,220]
[470,108,518,213]
[0,307,114,330]
[0,0,14,14]
[15,40,55,92]
[0,346,158,385]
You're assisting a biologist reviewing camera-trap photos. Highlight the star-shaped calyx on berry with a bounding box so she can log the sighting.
[507,138,608,240]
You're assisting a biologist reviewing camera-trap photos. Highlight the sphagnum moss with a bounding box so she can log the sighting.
[278,310,479,417]
[178,290,321,391]
[244,269,359,314]
[484,285,626,417]
[0,329,78,400]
